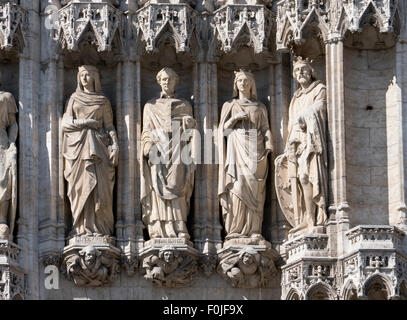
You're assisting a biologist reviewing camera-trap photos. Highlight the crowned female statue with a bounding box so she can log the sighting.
[62,65,119,237]
[275,57,328,237]
[218,70,272,242]
[141,67,197,240]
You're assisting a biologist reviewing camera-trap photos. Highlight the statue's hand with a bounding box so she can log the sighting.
[296,115,306,131]
[234,111,249,122]
[143,141,153,158]
[109,144,119,166]
[84,119,101,130]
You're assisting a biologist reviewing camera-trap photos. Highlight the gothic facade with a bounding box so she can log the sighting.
[0,0,405,300]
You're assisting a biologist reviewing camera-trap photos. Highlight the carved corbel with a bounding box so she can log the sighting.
[140,240,199,287]
[218,246,279,288]
[61,237,121,287]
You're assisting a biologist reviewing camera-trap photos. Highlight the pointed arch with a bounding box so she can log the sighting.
[305,282,337,300]
[341,279,358,300]
[363,273,393,300]
[285,288,301,300]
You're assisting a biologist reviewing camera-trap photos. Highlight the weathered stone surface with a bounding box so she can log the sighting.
[1,0,407,301]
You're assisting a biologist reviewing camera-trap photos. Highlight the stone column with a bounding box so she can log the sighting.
[325,36,350,256]
[387,37,407,232]
[192,59,221,271]
[18,0,41,299]
[116,56,143,267]
[268,53,291,245]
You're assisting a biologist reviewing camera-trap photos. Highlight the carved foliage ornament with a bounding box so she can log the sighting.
[135,3,197,53]
[0,2,27,51]
[213,4,273,54]
[57,2,123,52]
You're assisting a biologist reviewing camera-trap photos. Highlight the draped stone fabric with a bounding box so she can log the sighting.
[0,92,18,238]
[275,80,328,229]
[218,98,272,240]
[140,94,197,239]
[62,72,117,237]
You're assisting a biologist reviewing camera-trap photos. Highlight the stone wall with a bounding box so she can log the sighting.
[344,46,395,227]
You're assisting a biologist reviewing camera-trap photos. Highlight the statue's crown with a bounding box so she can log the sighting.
[78,65,99,73]
[293,56,313,68]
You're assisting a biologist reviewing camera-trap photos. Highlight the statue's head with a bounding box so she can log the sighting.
[158,246,177,263]
[293,56,317,86]
[238,247,258,265]
[79,245,101,267]
[77,65,102,93]
[232,69,257,100]
[156,67,179,96]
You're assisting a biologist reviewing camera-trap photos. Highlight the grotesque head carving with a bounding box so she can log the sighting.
[79,245,101,267]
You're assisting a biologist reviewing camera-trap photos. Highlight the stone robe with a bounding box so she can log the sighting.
[0,92,17,237]
[218,99,272,240]
[62,90,116,236]
[141,94,196,238]
[275,80,328,229]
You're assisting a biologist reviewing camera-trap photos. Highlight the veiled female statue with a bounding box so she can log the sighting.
[0,72,18,241]
[141,67,197,240]
[218,70,272,242]
[62,65,119,237]
[275,57,328,237]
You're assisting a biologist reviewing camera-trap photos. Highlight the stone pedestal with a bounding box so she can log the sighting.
[0,240,26,300]
[217,239,279,288]
[281,233,337,300]
[140,238,199,287]
[61,236,121,287]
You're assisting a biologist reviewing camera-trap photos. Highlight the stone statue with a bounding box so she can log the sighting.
[218,70,272,242]
[0,72,18,241]
[275,57,328,237]
[141,67,197,240]
[62,65,119,237]
[142,245,198,287]
[218,247,276,288]
[65,245,120,287]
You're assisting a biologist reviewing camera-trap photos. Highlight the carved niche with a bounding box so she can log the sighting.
[56,0,124,52]
[0,1,27,51]
[134,1,198,53]
[212,3,273,54]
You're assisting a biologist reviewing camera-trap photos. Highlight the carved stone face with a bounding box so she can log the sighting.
[236,74,252,96]
[82,247,97,267]
[158,71,177,96]
[163,250,174,263]
[294,64,312,87]
[80,70,95,92]
[242,252,254,265]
